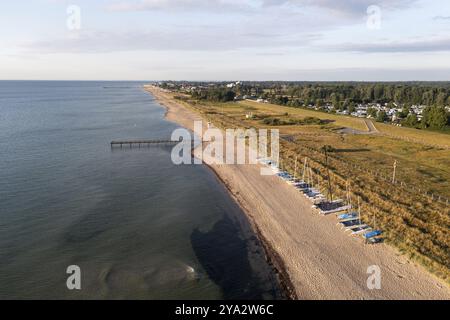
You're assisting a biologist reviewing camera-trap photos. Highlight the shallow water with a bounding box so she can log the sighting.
[0,81,283,299]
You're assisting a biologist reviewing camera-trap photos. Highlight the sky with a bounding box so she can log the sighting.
[1,0,450,81]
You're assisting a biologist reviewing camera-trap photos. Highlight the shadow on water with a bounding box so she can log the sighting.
[191,214,283,300]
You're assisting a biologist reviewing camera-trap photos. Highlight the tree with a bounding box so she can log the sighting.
[367,107,377,118]
[422,106,448,129]
[387,102,396,109]
[398,106,410,119]
[348,103,356,113]
[315,99,323,109]
[222,90,236,102]
[330,93,340,109]
[403,114,419,128]
[436,91,448,106]
[341,99,350,111]
[376,110,388,122]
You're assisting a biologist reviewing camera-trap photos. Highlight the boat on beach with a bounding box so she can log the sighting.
[260,156,384,245]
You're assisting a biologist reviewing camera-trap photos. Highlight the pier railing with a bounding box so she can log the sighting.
[110,139,182,147]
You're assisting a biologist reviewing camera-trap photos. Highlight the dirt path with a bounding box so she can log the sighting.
[145,85,450,300]
[364,119,379,133]
[338,119,379,135]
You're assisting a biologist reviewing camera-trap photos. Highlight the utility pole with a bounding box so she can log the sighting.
[392,160,397,184]
[302,157,307,182]
[294,156,298,180]
[358,197,361,224]
[346,180,351,206]
[322,145,333,202]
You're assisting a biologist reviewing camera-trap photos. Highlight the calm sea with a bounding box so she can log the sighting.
[0,81,283,299]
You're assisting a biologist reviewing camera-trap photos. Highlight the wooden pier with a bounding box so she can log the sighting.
[110,139,183,147]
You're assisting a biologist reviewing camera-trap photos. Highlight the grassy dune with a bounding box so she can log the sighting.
[184,97,450,282]
[240,100,369,131]
[374,122,450,149]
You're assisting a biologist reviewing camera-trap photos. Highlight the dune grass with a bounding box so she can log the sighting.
[182,97,450,282]
[374,122,450,149]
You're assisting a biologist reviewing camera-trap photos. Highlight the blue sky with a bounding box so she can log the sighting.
[1,0,450,80]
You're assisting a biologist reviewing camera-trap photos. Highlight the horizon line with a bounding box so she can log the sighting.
[2,79,450,83]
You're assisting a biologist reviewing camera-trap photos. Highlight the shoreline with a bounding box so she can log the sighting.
[145,86,296,299]
[144,85,450,300]
[204,160,298,300]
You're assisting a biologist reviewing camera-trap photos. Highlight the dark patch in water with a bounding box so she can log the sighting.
[191,215,270,300]
[63,211,114,243]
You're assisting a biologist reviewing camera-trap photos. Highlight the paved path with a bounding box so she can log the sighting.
[364,119,379,133]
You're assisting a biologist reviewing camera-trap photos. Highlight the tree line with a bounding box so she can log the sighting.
[185,82,450,106]
[240,82,450,106]
[161,81,450,131]
[191,88,235,102]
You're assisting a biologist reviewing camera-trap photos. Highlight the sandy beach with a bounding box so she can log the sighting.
[145,85,450,300]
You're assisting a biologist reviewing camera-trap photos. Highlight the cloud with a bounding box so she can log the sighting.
[107,0,253,12]
[160,66,450,81]
[24,28,321,53]
[433,15,450,20]
[20,0,425,56]
[293,0,418,17]
[335,37,450,53]
[108,0,418,16]
[263,67,450,81]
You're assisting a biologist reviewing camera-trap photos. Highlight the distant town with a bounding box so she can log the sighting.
[156,81,450,132]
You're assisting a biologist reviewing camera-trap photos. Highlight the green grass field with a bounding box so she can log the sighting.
[374,122,450,149]
[240,100,369,131]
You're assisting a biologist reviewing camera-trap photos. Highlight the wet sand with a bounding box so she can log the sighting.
[144,85,450,300]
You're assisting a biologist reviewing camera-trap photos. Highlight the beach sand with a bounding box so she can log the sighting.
[144,85,450,300]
